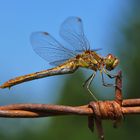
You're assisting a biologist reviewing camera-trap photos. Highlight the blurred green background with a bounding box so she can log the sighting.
[0,1,140,140]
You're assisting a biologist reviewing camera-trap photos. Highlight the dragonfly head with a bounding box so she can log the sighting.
[105,54,119,71]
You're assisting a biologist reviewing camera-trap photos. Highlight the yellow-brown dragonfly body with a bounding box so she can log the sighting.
[0,17,119,100]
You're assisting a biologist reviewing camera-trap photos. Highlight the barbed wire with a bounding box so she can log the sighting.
[0,71,140,140]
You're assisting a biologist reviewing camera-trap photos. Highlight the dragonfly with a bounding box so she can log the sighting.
[0,17,119,100]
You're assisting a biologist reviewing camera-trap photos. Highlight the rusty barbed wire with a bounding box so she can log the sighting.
[0,71,140,140]
[0,98,140,117]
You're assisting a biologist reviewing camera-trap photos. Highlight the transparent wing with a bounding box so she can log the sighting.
[49,59,69,66]
[30,32,76,66]
[60,17,90,52]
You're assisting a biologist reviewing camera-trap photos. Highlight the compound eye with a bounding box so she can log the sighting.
[107,54,113,59]
[112,59,119,68]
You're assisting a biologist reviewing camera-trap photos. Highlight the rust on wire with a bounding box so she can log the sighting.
[0,99,140,117]
[115,71,122,105]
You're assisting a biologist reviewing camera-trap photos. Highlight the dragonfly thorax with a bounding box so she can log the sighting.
[76,50,103,71]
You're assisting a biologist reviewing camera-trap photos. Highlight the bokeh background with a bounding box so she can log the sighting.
[0,0,140,140]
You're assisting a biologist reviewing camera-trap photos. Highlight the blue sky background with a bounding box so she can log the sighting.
[0,0,132,104]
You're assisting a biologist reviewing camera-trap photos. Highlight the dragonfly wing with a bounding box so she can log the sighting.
[30,32,76,66]
[49,59,69,66]
[59,17,90,52]
[74,48,102,53]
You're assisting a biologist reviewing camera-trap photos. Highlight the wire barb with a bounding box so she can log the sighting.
[88,100,123,140]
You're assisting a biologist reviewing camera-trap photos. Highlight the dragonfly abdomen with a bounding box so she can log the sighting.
[0,62,78,89]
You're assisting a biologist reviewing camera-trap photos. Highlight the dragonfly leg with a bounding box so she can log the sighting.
[103,69,117,79]
[83,73,94,87]
[101,72,116,87]
[83,72,98,101]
